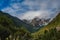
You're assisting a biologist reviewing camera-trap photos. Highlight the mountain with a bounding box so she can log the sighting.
[32,13,60,37]
[0,11,36,32]
[0,11,60,40]
[31,17,50,26]
[23,17,50,30]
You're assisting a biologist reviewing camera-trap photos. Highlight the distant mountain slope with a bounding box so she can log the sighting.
[32,13,60,36]
[0,11,35,32]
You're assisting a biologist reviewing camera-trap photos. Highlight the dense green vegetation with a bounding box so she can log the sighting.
[0,11,60,40]
[32,28,60,40]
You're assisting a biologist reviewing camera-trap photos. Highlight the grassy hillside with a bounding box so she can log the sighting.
[32,13,60,38]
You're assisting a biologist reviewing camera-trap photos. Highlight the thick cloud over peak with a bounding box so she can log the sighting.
[19,10,53,20]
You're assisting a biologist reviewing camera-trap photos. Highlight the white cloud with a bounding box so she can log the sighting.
[17,10,53,20]
[19,11,41,20]
[1,0,60,20]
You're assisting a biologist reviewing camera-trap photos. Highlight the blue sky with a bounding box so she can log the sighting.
[0,0,60,20]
